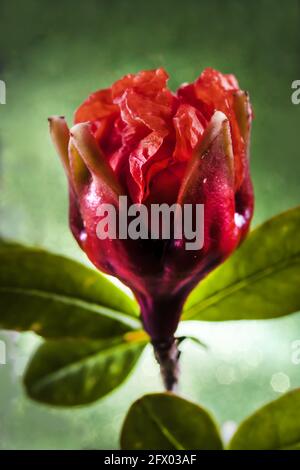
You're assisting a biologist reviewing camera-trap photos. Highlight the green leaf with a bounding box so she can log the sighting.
[177,335,208,349]
[183,207,300,321]
[0,243,141,338]
[0,238,24,249]
[120,393,223,450]
[24,331,147,406]
[0,243,138,316]
[229,389,300,450]
[0,288,140,339]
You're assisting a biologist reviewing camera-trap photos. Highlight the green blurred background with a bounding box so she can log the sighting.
[0,0,300,449]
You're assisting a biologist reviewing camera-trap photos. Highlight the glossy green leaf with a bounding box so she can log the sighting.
[0,288,140,339]
[24,332,147,406]
[121,393,223,450]
[183,207,300,321]
[0,243,141,338]
[229,389,300,450]
[0,243,138,316]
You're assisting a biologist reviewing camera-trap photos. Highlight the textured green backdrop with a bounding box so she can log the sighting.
[0,0,300,449]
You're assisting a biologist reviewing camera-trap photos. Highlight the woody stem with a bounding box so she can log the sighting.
[152,338,180,392]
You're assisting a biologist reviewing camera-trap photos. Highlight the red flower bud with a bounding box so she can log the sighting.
[49,68,254,348]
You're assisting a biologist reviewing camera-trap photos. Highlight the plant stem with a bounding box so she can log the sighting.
[152,338,180,392]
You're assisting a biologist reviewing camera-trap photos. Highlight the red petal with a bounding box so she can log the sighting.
[110,68,178,202]
[145,162,186,206]
[194,68,245,189]
[112,68,170,100]
[178,68,248,190]
[117,89,172,133]
[177,82,212,121]
[127,131,166,203]
[74,88,118,124]
[173,104,206,161]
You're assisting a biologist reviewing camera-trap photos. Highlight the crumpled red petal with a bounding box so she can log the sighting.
[173,104,206,161]
[177,68,247,189]
[74,88,118,123]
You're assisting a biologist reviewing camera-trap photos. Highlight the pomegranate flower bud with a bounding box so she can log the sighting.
[49,68,254,389]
